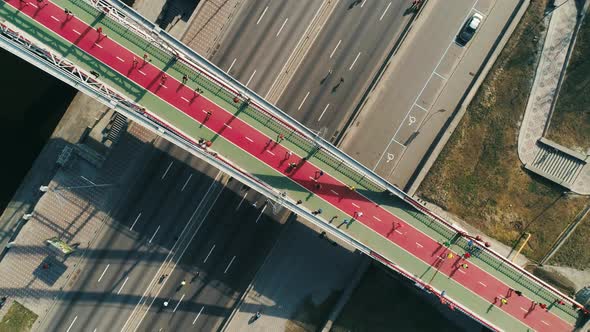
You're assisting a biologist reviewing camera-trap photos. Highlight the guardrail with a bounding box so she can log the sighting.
[94,0,585,313]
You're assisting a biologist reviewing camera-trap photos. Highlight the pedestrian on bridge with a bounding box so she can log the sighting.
[284,151,293,160]
[205,111,212,122]
[311,208,323,216]
[463,252,471,259]
[461,263,468,269]
[500,298,508,306]
[132,57,138,68]
[446,252,454,259]
[160,74,168,86]
[182,74,188,84]
[314,170,324,179]
[354,211,363,218]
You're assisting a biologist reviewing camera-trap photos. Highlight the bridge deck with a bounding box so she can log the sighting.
[0,0,583,330]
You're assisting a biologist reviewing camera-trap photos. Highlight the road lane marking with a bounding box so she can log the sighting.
[98,264,110,283]
[360,0,366,7]
[72,29,81,35]
[246,70,256,87]
[227,58,237,73]
[28,2,38,8]
[330,189,339,196]
[224,123,233,129]
[394,229,403,234]
[349,52,361,71]
[138,70,146,76]
[373,216,381,222]
[541,320,550,326]
[162,161,173,179]
[224,256,236,273]
[160,84,168,89]
[173,294,184,312]
[318,104,330,121]
[245,136,254,142]
[51,15,60,22]
[256,6,268,25]
[66,316,78,332]
[204,244,215,263]
[414,103,429,112]
[237,192,248,210]
[148,225,160,244]
[297,91,310,110]
[94,43,103,49]
[130,212,141,231]
[181,174,193,192]
[520,307,528,312]
[116,56,125,62]
[379,2,391,21]
[478,281,487,287]
[193,306,205,324]
[276,18,288,37]
[117,277,129,294]
[457,269,466,274]
[351,202,360,208]
[415,242,423,248]
[181,96,190,103]
[266,150,275,156]
[329,40,341,58]
[255,205,267,223]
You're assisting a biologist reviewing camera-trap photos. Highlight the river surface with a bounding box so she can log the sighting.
[0,48,76,211]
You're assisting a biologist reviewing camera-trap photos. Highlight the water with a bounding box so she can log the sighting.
[0,48,77,211]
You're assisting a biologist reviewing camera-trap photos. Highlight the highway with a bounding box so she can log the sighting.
[211,0,323,93]
[339,0,521,190]
[277,0,411,141]
[41,137,285,331]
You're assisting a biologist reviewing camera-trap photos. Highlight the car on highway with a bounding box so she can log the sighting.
[457,13,483,45]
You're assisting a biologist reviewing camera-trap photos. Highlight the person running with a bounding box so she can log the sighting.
[447,253,454,259]
[180,280,186,287]
[515,290,523,296]
[500,298,508,305]
[182,74,188,84]
[461,263,469,269]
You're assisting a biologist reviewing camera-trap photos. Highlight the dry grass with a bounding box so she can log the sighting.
[547,8,590,152]
[419,0,590,267]
[0,302,37,332]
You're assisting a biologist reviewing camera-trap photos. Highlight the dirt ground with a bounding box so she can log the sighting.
[418,0,590,268]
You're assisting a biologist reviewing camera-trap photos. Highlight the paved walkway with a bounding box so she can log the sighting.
[518,0,590,194]
[2,1,585,330]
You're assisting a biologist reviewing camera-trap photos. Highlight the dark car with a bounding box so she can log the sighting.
[457,13,483,45]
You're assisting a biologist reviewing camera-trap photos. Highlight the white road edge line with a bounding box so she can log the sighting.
[329,40,341,59]
[224,256,236,274]
[276,18,288,37]
[193,306,205,324]
[117,277,129,295]
[256,6,268,25]
[297,91,310,110]
[98,265,110,283]
[130,212,141,231]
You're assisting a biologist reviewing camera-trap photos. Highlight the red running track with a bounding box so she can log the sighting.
[7,1,574,330]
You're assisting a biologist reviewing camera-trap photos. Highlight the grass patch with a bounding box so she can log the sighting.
[548,207,590,269]
[0,301,38,332]
[546,7,590,152]
[331,265,461,332]
[418,0,590,267]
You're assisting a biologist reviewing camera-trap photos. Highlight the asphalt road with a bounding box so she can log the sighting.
[277,0,411,142]
[41,135,286,332]
[211,0,323,94]
[340,0,520,190]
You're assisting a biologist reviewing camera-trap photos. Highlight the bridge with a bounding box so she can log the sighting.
[0,0,586,330]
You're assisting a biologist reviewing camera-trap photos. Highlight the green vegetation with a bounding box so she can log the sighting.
[419,0,590,267]
[547,9,590,151]
[0,302,38,332]
[331,265,460,332]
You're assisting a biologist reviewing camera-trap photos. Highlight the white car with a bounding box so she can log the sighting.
[457,13,483,45]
